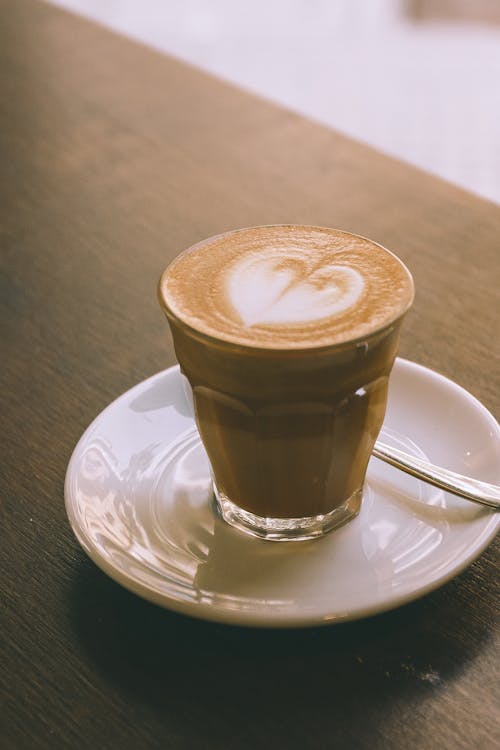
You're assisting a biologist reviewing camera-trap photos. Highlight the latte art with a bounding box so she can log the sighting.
[159,225,414,349]
[227,251,364,327]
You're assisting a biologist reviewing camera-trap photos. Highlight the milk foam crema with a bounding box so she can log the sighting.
[159,226,414,349]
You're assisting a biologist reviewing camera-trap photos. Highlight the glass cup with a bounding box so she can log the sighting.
[158,226,414,541]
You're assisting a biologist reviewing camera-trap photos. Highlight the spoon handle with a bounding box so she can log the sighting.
[372,441,500,510]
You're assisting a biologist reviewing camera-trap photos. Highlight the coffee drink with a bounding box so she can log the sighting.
[159,225,414,540]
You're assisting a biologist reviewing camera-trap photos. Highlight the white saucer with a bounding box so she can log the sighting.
[65,359,500,628]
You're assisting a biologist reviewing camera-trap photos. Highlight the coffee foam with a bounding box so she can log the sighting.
[160,226,414,349]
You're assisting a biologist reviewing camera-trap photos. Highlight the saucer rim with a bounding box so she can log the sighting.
[64,358,500,628]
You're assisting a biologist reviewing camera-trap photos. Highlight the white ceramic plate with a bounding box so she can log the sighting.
[65,359,500,627]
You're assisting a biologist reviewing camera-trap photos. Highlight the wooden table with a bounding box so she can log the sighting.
[2,1,499,748]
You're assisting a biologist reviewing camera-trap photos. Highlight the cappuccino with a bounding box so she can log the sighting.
[159,226,414,541]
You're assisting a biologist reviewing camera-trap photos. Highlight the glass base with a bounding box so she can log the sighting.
[213,485,363,542]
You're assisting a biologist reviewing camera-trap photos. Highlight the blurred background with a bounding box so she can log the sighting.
[46,0,500,205]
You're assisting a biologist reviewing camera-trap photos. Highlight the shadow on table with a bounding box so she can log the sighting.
[67,551,497,746]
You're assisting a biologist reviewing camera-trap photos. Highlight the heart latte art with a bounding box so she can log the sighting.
[227,252,364,327]
[159,226,415,348]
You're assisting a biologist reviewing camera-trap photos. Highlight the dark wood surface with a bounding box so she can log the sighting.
[1,1,499,748]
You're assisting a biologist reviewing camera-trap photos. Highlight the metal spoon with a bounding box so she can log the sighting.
[372,440,500,510]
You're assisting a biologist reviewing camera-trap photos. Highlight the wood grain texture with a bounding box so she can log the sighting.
[1,1,498,749]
